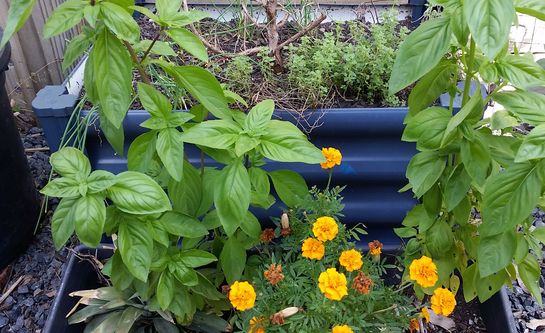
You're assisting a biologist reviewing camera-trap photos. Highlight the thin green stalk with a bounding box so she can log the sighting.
[462,38,476,106]
[325,169,333,190]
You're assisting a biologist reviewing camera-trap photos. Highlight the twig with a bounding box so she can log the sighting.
[123,41,152,84]
[275,13,326,51]
[240,0,264,28]
[25,147,50,153]
[140,28,164,64]
[0,275,27,306]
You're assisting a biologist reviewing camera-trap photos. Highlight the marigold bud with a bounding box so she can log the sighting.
[281,213,290,229]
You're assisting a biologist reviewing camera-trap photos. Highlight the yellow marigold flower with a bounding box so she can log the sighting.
[249,316,266,333]
[301,238,325,260]
[312,216,339,241]
[409,318,419,333]
[320,147,342,169]
[421,307,430,323]
[368,240,383,257]
[339,249,363,272]
[318,268,348,301]
[431,287,456,316]
[409,256,438,288]
[228,281,256,311]
[331,325,353,333]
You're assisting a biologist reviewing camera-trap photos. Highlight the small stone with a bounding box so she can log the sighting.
[17,285,29,294]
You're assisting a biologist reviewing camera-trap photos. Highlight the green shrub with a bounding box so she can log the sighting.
[224,55,253,95]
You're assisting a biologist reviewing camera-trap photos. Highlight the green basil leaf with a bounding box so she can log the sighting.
[407,62,457,118]
[155,0,182,20]
[214,160,250,237]
[167,28,208,62]
[445,165,472,211]
[518,254,543,305]
[168,161,203,217]
[171,265,199,286]
[394,227,417,238]
[234,135,260,157]
[244,99,275,134]
[73,194,106,247]
[389,17,452,94]
[128,131,158,173]
[43,0,85,38]
[159,211,209,238]
[83,4,100,27]
[99,110,125,155]
[402,204,432,229]
[515,124,545,162]
[166,112,194,128]
[480,162,541,237]
[260,123,323,164]
[268,169,308,208]
[202,210,221,230]
[157,271,175,309]
[156,128,184,181]
[249,167,270,194]
[169,286,194,318]
[109,251,134,291]
[180,119,241,149]
[490,110,519,130]
[403,107,451,151]
[137,83,172,119]
[162,10,209,27]
[134,40,176,56]
[50,147,91,180]
[441,86,484,146]
[51,197,77,249]
[461,137,491,189]
[162,65,230,119]
[220,238,246,284]
[100,2,140,43]
[107,171,171,214]
[478,230,516,277]
[40,177,81,198]
[240,211,261,240]
[0,0,37,49]
[426,220,454,259]
[498,55,545,89]
[494,90,545,126]
[116,307,144,333]
[62,30,93,72]
[178,249,217,268]
[118,218,153,282]
[450,7,469,46]
[93,29,132,129]
[129,5,161,22]
[462,263,478,302]
[406,151,446,198]
[150,221,170,247]
[87,170,116,194]
[515,0,545,21]
[464,0,514,60]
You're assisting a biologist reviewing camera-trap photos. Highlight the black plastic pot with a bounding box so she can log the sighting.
[0,29,40,269]
[44,245,516,333]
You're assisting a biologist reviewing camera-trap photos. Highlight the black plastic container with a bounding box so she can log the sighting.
[0,29,40,269]
[44,245,516,333]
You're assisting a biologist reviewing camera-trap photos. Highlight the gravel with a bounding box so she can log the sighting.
[0,123,72,333]
[508,208,545,333]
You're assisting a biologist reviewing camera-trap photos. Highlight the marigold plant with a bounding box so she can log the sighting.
[232,186,418,332]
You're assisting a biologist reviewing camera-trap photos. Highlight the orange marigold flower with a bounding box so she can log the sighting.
[312,216,339,241]
[264,263,284,286]
[331,325,353,333]
[431,287,456,316]
[318,268,348,301]
[339,249,363,272]
[320,147,342,169]
[409,256,438,288]
[301,238,325,260]
[368,240,383,257]
[421,307,430,323]
[351,271,373,295]
[228,281,256,311]
[271,312,284,325]
[409,318,420,333]
[249,316,266,333]
[260,228,275,243]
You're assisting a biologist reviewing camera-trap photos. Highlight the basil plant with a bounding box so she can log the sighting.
[3,0,325,330]
[390,0,545,305]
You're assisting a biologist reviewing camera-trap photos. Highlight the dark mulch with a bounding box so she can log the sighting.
[0,112,74,333]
